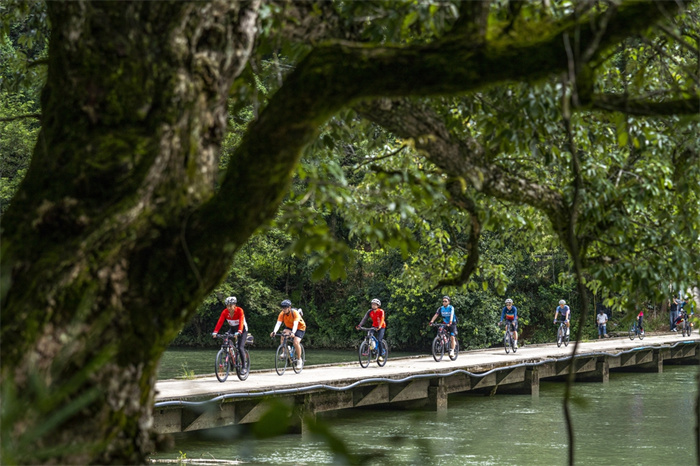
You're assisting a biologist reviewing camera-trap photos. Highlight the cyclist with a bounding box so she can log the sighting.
[429,295,457,357]
[553,300,571,336]
[356,298,387,359]
[270,299,306,369]
[212,296,248,368]
[673,299,694,330]
[499,298,518,349]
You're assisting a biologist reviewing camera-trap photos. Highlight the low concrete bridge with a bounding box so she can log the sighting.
[153,334,700,434]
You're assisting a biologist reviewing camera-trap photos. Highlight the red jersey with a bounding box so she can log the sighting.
[369,308,386,329]
[213,306,247,333]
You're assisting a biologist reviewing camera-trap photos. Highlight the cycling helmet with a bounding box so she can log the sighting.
[371,298,381,306]
[505,298,513,304]
[559,300,566,305]
[442,296,450,302]
[225,296,237,306]
[281,299,292,308]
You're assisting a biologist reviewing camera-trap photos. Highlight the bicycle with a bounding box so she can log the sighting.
[678,310,693,337]
[273,332,305,375]
[628,321,645,340]
[214,332,250,382]
[430,323,459,362]
[499,320,517,353]
[555,320,569,347]
[357,327,389,368]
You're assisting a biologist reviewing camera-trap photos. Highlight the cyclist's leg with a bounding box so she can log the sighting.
[237,331,247,364]
[449,322,457,350]
[512,319,518,342]
[293,330,305,362]
[375,328,386,354]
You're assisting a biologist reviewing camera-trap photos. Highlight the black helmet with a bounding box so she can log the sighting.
[281,299,292,308]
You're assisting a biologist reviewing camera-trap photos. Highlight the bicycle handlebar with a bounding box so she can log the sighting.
[357,327,377,332]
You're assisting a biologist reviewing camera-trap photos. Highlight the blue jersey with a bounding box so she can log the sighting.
[555,305,570,317]
[435,305,456,324]
[501,305,518,321]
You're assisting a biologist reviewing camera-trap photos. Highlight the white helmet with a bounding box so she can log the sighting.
[371,298,381,306]
[225,296,237,306]
[505,298,513,304]
[559,300,566,305]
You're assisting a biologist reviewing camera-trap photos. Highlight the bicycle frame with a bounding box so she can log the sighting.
[215,332,249,382]
[357,327,388,367]
[273,332,305,375]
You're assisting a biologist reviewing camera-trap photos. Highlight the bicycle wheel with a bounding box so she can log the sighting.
[359,340,371,368]
[681,322,687,337]
[236,349,250,381]
[449,340,459,361]
[628,325,635,340]
[432,336,444,362]
[215,349,229,382]
[275,344,287,376]
[687,322,692,336]
[639,327,645,340]
[504,332,511,354]
[292,344,305,374]
[377,340,389,367]
[556,327,563,347]
[511,335,517,353]
[564,330,569,347]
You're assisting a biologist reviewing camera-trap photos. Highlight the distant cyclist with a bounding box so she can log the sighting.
[212,296,248,366]
[270,299,306,370]
[356,298,387,358]
[429,295,457,357]
[553,300,571,336]
[637,309,645,335]
[499,298,518,349]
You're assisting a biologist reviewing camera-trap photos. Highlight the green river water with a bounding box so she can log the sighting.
[152,352,698,465]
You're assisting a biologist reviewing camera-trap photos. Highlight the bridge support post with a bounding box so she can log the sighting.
[637,349,664,373]
[289,396,317,436]
[576,358,609,383]
[427,378,448,411]
[495,366,540,397]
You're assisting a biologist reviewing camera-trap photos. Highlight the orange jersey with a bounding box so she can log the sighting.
[277,309,306,331]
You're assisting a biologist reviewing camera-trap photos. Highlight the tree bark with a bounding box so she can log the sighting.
[1,2,259,463]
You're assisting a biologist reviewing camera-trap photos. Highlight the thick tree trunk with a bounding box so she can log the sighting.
[0,2,259,463]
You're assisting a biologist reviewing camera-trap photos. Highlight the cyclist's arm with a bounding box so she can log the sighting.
[429,308,440,324]
[212,309,227,334]
[358,310,371,327]
[500,307,506,322]
[448,306,454,325]
[235,307,246,333]
[272,319,282,335]
[291,311,300,333]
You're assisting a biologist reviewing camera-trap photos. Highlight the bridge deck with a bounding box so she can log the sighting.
[155,333,699,402]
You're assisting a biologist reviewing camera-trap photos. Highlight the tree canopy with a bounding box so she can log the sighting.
[1,1,699,464]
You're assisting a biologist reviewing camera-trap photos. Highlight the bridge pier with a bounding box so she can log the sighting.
[427,378,448,411]
[496,366,540,396]
[576,359,609,383]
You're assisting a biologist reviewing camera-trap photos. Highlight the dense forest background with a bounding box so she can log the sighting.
[2,23,692,352]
